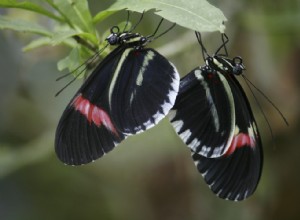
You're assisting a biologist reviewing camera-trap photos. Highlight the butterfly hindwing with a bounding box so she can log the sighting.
[192,72,263,201]
[192,138,261,201]
[109,48,179,134]
[169,67,235,158]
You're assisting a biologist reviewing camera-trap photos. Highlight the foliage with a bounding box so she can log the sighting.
[0,0,226,75]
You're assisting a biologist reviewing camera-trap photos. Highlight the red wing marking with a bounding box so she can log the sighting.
[72,94,118,136]
[134,51,140,56]
[207,73,214,79]
[225,132,255,156]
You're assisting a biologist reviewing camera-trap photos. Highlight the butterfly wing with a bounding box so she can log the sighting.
[109,48,180,134]
[192,73,263,201]
[56,47,179,165]
[169,67,235,158]
[55,47,126,165]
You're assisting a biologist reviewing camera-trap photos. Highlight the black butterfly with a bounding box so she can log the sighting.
[55,14,180,165]
[169,32,263,201]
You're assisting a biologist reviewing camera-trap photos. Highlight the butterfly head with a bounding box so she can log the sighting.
[231,56,245,75]
[106,26,121,45]
[205,55,245,75]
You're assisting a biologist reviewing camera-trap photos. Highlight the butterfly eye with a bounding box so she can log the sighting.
[233,56,243,65]
[110,26,120,34]
[140,37,147,44]
[106,33,118,45]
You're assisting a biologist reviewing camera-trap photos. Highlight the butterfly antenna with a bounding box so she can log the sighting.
[129,10,144,32]
[56,44,109,81]
[195,31,208,61]
[122,10,130,32]
[152,22,176,40]
[215,33,229,56]
[55,44,109,96]
[147,18,164,38]
[243,75,289,126]
[242,75,276,145]
[55,70,83,97]
[56,52,98,81]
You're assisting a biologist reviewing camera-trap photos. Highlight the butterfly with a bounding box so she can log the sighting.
[169,32,263,201]
[55,14,180,165]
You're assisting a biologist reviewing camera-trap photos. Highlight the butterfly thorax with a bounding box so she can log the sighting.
[106,26,148,49]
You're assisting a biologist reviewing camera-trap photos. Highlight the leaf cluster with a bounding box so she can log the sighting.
[0,0,226,74]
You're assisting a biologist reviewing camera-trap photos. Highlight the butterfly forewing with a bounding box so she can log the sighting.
[192,72,263,201]
[169,67,235,158]
[110,48,179,134]
[55,47,127,165]
[55,108,125,165]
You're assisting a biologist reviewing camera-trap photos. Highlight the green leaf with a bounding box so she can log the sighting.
[0,15,52,36]
[76,32,99,46]
[52,0,95,33]
[0,0,63,22]
[51,29,98,45]
[57,47,86,76]
[51,29,82,45]
[22,37,52,51]
[106,0,226,32]
[93,10,117,24]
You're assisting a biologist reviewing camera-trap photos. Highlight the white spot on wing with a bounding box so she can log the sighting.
[234,194,241,201]
[172,120,184,132]
[218,73,236,156]
[143,119,152,128]
[226,192,232,200]
[244,190,249,199]
[153,111,163,124]
[136,50,155,86]
[194,69,203,80]
[202,170,208,177]
[161,100,172,115]
[199,145,211,156]
[209,181,215,189]
[180,129,191,143]
[189,138,200,152]
[248,125,256,147]
[108,48,131,108]
[211,145,225,157]
[234,126,240,135]
[170,63,180,89]
[197,71,220,133]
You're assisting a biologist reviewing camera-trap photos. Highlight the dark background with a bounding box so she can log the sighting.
[0,0,299,219]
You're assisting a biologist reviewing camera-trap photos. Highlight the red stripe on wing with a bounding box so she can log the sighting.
[225,132,255,156]
[72,94,118,136]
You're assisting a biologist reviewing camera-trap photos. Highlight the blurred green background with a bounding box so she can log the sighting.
[0,0,299,219]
